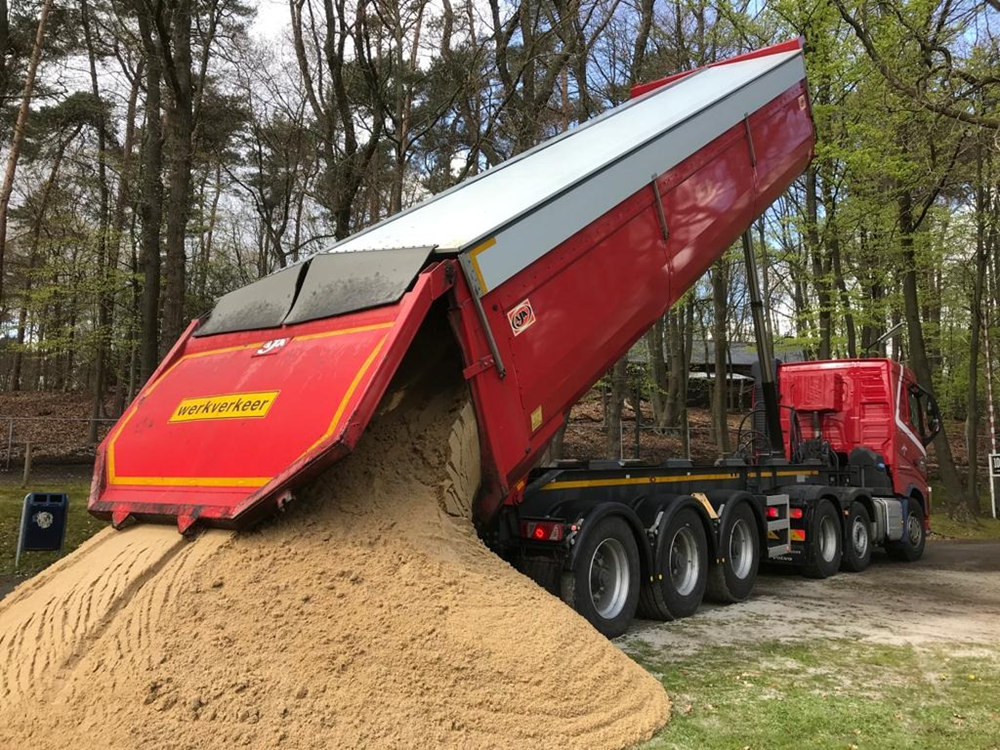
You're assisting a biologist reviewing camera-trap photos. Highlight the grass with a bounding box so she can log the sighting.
[930,513,1000,540]
[0,473,102,578]
[929,480,1000,541]
[631,639,1000,750]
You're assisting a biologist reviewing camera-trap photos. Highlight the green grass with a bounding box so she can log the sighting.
[631,639,1000,750]
[0,476,103,577]
[929,480,1000,540]
[930,513,1000,540]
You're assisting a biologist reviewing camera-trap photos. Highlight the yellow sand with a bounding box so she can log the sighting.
[0,373,668,749]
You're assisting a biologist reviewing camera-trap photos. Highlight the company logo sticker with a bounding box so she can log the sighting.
[507,299,536,336]
[254,338,290,357]
[170,391,280,423]
[530,406,543,432]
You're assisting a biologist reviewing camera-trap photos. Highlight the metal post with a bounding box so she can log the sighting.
[14,494,29,572]
[633,379,641,459]
[988,445,998,522]
[741,230,784,457]
[984,296,997,519]
[21,441,32,488]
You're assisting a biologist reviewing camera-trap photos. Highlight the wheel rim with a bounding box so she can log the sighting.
[819,515,838,562]
[851,515,869,557]
[906,512,923,545]
[589,538,629,620]
[729,519,753,579]
[669,527,700,596]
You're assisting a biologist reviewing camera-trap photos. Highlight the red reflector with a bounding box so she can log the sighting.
[790,508,804,519]
[766,507,779,519]
[522,520,564,542]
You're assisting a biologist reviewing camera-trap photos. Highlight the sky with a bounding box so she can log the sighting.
[251,0,291,39]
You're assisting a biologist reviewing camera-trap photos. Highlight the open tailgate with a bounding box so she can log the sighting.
[90,259,451,533]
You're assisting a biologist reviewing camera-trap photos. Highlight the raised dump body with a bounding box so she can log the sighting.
[90,39,815,533]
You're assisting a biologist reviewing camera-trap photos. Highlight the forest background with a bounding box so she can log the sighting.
[0,0,997,519]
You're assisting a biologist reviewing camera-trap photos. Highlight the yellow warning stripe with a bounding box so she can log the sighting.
[541,473,739,491]
[540,469,819,492]
[295,321,393,342]
[467,237,496,294]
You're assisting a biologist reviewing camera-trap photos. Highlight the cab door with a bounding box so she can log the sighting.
[893,364,940,499]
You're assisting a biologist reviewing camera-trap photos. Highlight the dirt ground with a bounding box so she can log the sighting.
[624,540,1000,654]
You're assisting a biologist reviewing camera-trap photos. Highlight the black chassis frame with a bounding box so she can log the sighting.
[493,459,902,593]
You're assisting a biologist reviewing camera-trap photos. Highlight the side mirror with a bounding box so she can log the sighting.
[908,384,941,447]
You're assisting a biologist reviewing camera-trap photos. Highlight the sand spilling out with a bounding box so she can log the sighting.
[0,363,669,749]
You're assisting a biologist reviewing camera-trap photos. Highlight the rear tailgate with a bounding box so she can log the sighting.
[90,263,451,532]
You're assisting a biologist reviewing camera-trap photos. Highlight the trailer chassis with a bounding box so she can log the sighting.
[494,459,926,637]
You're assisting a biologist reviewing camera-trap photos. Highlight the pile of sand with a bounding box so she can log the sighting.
[0,371,668,749]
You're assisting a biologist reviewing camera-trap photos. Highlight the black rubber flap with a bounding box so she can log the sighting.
[283,246,434,325]
[195,263,307,337]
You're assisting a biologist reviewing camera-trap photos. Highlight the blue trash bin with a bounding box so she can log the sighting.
[15,493,69,569]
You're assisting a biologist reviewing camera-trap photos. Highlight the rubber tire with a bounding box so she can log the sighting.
[841,502,873,573]
[639,507,708,621]
[803,500,843,579]
[706,501,759,604]
[560,516,641,638]
[887,500,926,562]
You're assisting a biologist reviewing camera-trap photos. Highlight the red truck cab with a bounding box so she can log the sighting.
[777,358,940,522]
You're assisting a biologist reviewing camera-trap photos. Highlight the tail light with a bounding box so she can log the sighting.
[521,520,565,542]
[790,507,804,520]
[766,506,779,519]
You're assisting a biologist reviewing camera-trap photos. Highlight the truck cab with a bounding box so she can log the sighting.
[777,358,940,519]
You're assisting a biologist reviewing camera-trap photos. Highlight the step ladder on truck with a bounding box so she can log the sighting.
[89,38,940,638]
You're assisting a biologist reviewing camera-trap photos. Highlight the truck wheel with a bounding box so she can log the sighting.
[841,502,873,573]
[706,502,759,604]
[887,501,926,562]
[561,516,640,638]
[803,500,842,579]
[639,507,708,620]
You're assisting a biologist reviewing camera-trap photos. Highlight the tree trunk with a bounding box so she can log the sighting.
[967,155,990,511]
[136,10,164,383]
[666,310,685,427]
[83,0,112,442]
[898,186,971,518]
[0,0,54,307]
[646,318,668,425]
[711,260,729,455]
[679,299,694,457]
[605,359,628,459]
[160,0,195,348]
[805,167,831,359]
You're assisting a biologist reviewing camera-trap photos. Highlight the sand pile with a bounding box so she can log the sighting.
[0,365,669,749]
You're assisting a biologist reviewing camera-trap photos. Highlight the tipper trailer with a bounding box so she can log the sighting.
[89,38,940,637]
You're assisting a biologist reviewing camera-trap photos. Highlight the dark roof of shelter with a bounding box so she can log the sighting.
[628,339,807,367]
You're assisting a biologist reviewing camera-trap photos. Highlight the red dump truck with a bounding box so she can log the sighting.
[89,39,939,637]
